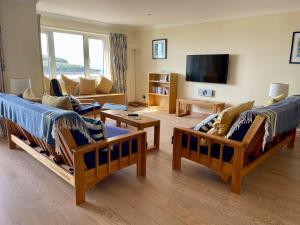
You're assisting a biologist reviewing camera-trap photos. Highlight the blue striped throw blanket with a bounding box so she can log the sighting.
[227,96,300,150]
[0,93,95,154]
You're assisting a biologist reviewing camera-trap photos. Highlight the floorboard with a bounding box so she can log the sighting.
[0,107,299,225]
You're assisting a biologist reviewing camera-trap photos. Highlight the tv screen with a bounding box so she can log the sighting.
[186,54,229,83]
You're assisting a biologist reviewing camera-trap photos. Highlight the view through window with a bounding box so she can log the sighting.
[41,29,107,80]
[41,33,50,77]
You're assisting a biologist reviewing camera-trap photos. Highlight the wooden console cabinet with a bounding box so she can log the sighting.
[176,98,225,116]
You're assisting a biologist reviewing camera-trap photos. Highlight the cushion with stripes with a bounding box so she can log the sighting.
[82,117,108,141]
[193,113,219,132]
[69,95,81,110]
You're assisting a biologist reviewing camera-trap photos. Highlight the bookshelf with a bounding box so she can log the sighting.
[148,73,178,113]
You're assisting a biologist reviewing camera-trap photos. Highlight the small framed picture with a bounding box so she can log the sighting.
[289,31,300,64]
[152,39,167,59]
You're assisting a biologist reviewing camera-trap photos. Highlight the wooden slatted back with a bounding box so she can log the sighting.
[242,115,266,160]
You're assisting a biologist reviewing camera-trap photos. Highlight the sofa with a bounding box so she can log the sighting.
[44,75,126,105]
[0,93,146,205]
[173,97,300,194]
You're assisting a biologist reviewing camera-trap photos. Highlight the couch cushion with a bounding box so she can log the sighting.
[57,79,68,95]
[82,117,107,141]
[267,94,285,105]
[42,95,73,110]
[79,77,96,95]
[74,102,101,115]
[96,76,113,94]
[208,101,254,136]
[71,125,137,169]
[194,113,218,132]
[43,76,51,95]
[61,75,79,95]
[181,133,234,162]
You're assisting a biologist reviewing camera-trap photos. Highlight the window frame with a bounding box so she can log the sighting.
[40,27,109,80]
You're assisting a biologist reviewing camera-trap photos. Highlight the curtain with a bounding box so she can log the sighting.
[109,33,127,94]
[0,26,6,137]
[0,26,5,92]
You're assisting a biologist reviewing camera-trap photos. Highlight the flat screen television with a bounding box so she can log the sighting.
[186,54,229,83]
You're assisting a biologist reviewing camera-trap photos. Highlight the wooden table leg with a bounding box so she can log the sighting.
[116,120,121,127]
[100,113,106,123]
[154,123,160,150]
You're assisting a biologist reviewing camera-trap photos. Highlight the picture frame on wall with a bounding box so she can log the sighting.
[289,31,300,64]
[152,39,167,59]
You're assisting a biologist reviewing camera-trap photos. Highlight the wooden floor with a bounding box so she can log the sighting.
[1,108,300,225]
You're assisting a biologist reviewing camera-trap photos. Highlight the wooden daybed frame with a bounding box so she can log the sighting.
[5,119,147,205]
[172,115,297,194]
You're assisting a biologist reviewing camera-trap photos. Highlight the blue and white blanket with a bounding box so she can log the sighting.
[0,93,95,154]
[227,96,300,150]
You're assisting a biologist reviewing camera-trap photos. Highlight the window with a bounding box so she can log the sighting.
[53,32,85,79]
[89,38,104,77]
[40,28,109,80]
[41,32,50,77]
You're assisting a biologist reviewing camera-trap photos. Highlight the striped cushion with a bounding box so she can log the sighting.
[82,117,107,141]
[69,95,81,110]
[193,113,219,132]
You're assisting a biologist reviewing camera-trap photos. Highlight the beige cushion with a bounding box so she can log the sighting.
[22,88,41,103]
[267,94,285,105]
[42,95,73,110]
[57,79,68,95]
[79,77,96,95]
[96,76,113,94]
[61,75,79,95]
[208,101,255,136]
[73,83,80,96]
[43,76,51,95]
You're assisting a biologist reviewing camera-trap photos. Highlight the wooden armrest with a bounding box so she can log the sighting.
[72,130,146,154]
[174,127,246,149]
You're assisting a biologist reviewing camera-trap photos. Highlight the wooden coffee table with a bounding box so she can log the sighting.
[100,110,160,152]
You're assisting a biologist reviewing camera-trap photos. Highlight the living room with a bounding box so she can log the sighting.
[0,0,300,225]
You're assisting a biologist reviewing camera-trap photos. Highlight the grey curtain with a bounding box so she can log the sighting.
[109,33,127,93]
[0,26,5,92]
[0,25,6,137]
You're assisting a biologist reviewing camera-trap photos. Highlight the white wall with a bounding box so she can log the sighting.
[0,0,43,96]
[136,11,300,108]
[40,16,138,102]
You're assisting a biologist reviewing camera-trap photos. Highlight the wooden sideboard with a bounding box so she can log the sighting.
[176,98,225,116]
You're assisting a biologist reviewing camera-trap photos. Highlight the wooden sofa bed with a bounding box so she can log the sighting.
[173,115,297,194]
[5,119,147,205]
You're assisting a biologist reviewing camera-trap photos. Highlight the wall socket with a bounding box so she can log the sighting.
[198,89,213,97]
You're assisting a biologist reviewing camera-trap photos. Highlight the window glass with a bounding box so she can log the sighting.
[53,32,84,79]
[89,39,104,77]
[41,33,50,77]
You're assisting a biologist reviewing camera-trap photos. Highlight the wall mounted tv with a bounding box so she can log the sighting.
[186,54,229,84]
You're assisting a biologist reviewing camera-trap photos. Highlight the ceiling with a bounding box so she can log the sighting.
[37,0,300,29]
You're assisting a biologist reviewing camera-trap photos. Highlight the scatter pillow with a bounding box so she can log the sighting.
[73,83,80,96]
[22,88,41,103]
[82,117,108,141]
[57,79,68,95]
[208,101,255,136]
[79,77,96,95]
[61,74,79,95]
[42,95,73,110]
[194,113,219,132]
[267,94,285,105]
[96,76,113,94]
[43,76,51,95]
[69,95,81,110]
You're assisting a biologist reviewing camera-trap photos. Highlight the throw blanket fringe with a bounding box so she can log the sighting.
[227,110,277,150]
